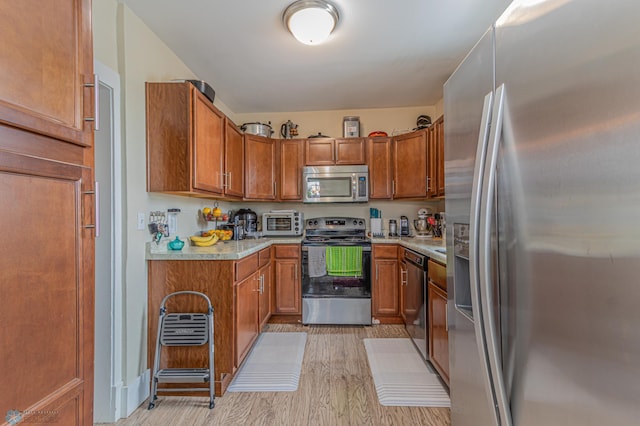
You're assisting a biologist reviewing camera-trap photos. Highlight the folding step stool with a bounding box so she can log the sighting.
[148,291,215,409]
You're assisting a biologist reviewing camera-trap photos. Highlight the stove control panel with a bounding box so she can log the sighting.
[306,216,366,232]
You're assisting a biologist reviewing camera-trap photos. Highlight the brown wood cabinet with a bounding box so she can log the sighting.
[258,248,272,331]
[148,249,276,396]
[244,134,277,200]
[235,269,260,367]
[399,248,408,324]
[273,245,301,314]
[146,82,227,197]
[366,136,393,199]
[0,1,95,424]
[279,139,305,200]
[392,129,428,199]
[428,259,449,385]
[305,138,365,165]
[372,245,402,323]
[434,116,445,197]
[224,118,245,198]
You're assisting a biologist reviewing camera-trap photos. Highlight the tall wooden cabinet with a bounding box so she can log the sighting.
[279,139,305,201]
[367,136,393,199]
[0,1,95,424]
[146,82,227,196]
[224,118,245,198]
[244,134,277,200]
[392,129,428,199]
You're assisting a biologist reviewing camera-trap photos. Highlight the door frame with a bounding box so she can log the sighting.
[93,60,124,423]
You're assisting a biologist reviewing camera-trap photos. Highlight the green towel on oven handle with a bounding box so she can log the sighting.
[325,246,363,277]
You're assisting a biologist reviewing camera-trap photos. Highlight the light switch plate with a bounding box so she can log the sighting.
[137,212,145,230]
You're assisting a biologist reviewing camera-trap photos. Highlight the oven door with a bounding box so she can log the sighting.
[301,244,372,325]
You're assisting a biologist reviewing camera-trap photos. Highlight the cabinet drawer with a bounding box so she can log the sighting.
[428,259,447,291]
[373,244,397,259]
[258,247,272,267]
[235,253,258,282]
[274,245,300,259]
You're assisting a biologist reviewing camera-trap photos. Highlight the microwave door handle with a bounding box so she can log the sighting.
[352,175,357,200]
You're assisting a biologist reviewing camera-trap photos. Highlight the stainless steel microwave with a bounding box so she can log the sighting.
[302,165,369,203]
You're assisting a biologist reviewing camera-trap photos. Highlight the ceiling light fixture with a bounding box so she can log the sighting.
[283,0,339,46]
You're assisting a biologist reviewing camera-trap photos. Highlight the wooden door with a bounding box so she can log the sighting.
[393,130,427,198]
[305,138,335,165]
[244,134,277,200]
[258,263,272,331]
[274,259,300,314]
[224,118,244,198]
[367,137,393,199]
[0,152,94,424]
[399,259,408,323]
[0,0,94,147]
[335,138,366,164]
[235,271,260,367]
[0,1,94,424]
[279,139,304,200]
[193,92,225,194]
[435,116,445,197]
[427,126,438,198]
[428,283,449,384]
[372,259,400,316]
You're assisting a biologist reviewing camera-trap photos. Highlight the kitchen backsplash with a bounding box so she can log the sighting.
[146,195,444,240]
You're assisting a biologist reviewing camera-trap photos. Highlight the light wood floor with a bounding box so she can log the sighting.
[105,324,451,426]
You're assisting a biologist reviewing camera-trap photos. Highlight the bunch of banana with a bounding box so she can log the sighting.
[190,233,219,247]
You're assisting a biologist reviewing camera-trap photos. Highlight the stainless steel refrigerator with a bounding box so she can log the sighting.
[444,1,640,425]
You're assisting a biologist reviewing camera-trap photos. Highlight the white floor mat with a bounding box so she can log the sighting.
[227,332,307,392]
[364,338,450,407]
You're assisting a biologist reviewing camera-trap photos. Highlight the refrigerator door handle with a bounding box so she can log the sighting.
[469,90,501,426]
[480,83,512,426]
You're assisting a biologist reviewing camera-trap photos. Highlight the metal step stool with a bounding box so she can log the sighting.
[148,291,215,409]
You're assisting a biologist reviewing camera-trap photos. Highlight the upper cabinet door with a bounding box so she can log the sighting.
[279,139,305,201]
[224,118,244,198]
[393,129,428,198]
[193,93,225,194]
[335,138,366,165]
[305,138,335,165]
[244,134,277,200]
[367,137,393,199]
[0,0,94,147]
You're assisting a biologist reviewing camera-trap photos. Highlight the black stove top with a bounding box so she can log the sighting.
[303,216,370,246]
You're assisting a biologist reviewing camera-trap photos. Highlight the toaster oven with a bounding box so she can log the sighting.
[262,211,304,237]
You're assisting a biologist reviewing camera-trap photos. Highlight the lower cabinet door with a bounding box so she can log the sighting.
[258,263,272,331]
[235,271,260,367]
[274,259,300,314]
[428,282,449,385]
[372,258,399,316]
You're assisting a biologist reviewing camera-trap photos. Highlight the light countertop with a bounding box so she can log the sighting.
[146,237,304,261]
[371,236,447,264]
[146,235,447,265]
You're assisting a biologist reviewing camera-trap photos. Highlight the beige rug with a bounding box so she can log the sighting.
[364,338,450,407]
[227,332,307,392]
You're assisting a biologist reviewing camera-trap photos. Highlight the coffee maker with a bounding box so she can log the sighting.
[231,208,258,239]
[400,216,410,236]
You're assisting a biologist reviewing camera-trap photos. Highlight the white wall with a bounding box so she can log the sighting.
[92,0,444,415]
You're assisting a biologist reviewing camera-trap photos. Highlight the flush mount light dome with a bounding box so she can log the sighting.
[283,0,339,45]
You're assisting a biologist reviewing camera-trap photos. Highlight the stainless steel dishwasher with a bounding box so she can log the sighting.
[403,248,428,360]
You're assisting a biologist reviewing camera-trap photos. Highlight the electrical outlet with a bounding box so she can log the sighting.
[137,212,145,230]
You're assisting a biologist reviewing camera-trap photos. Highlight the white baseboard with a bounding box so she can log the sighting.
[120,369,150,418]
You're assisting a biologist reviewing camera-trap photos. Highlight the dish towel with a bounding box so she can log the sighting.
[326,246,363,277]
[307,246,327,277]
